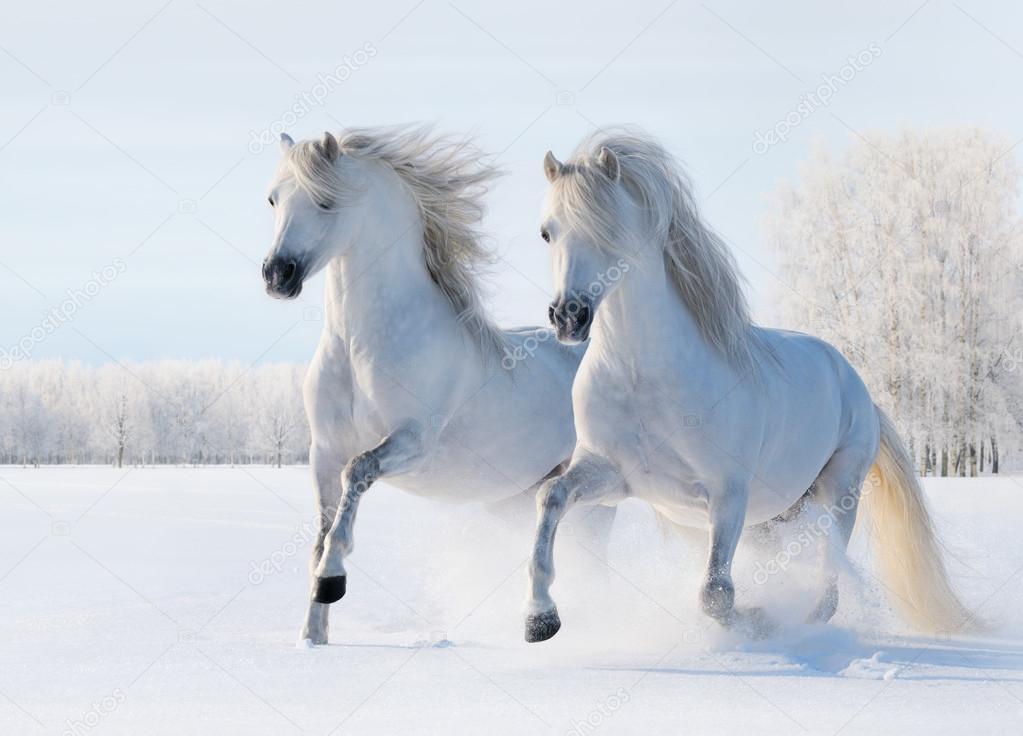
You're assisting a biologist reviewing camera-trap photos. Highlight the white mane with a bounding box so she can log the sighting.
[287,126,507,357]
[552,128,757,369]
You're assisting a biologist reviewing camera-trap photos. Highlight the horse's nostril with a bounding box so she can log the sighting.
[577,305,590,325]
[283,261,297,281]
[548,305,557,326]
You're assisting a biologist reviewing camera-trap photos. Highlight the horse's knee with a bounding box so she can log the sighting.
[343,452,380,495]
[535,478,569,518]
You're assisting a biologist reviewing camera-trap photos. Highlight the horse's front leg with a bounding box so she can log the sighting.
[313,422,425,603]
[300,444,344,646]
[701,481,749,622]
[525,454,624,643]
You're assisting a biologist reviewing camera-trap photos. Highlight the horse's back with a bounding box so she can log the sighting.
[744,327,879,516]
[760,327,876,418]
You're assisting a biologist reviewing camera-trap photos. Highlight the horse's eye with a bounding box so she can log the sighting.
[317,202,331,211]
[268,196,275,207]
[540,228,550,243]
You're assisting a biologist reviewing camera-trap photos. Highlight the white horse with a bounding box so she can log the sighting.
[524,129,974,642]
[261,128,611,646]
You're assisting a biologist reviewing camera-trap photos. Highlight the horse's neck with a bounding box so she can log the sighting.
[324,198,451,347]
[590,249,703,367]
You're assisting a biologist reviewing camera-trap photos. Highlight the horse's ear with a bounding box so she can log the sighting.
[318,132,340,162]
[597,146,620,182]
[543,150,562,183]
[279,133,294,152]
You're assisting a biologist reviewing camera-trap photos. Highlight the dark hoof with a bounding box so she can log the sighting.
[313,575,346,604]
[525,609,561,643]
[701,578,735,621]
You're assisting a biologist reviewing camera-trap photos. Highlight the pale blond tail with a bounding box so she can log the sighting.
[861,407,976,633]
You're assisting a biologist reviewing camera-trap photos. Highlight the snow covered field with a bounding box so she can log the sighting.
[1,467,1021,735]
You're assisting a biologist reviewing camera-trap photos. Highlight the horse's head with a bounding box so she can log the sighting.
[262,132,364,299]
[540,146,636,344]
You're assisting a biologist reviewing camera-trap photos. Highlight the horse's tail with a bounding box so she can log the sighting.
[860,406,977,633]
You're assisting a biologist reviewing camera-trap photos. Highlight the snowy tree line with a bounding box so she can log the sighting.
[0,361,309,467]
[767,127,1023,476]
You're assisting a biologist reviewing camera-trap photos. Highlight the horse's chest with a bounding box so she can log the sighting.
[578,371,697,473]
[307,346,387,454]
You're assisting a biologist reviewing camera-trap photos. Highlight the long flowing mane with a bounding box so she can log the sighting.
[286,126,507,357]
[554,129,757,369]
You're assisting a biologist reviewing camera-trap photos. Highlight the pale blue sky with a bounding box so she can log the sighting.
[2,0,1022,364]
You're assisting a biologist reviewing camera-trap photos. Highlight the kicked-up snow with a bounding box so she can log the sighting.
[0,467,1020,735]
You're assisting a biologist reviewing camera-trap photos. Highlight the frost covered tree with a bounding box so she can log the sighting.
[51,363,93,464]
[94,365,146,468]
[212,364,253,466]
[767,127,1023,475]
[252,364,307,468]
[0,366,51,466]
[11,380,50,467]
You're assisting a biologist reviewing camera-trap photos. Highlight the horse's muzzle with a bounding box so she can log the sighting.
[548,295,593,344]
[263,256,304,299]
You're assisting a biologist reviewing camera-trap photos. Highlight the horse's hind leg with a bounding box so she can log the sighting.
[525,454,624,643]
[299,444,344,646]
[806,446,873,624]
[747,488,810,546]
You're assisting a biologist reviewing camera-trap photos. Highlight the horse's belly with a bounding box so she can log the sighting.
[387,379,577,504]
[386,472,513,503]
[745,481,809,525]
[387,433,553,503]
[635,477,712,529]
[625,461,808,529]
[580,400,810,528]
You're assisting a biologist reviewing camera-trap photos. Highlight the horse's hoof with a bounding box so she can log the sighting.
[525,609,561,643]
[313,575,346,604]
[701,578,735,621]
[298,631,328,647]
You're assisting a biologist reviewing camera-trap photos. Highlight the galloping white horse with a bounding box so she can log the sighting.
[524,130,973,642]
[261,128,611,647]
